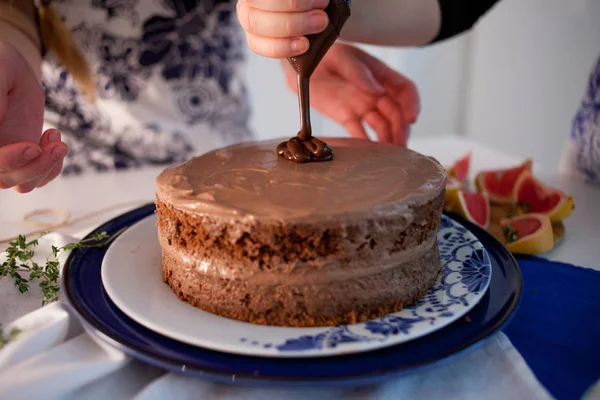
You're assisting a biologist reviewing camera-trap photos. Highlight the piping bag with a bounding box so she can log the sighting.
[277,0,352,163]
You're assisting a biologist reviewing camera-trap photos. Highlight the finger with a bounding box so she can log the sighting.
[301,73,378,141]
[0,142,42,173]
[37,160,63,188]
[376,96,404,140]
[327,46,385,94]
[311,86,370,140]
[39,128,62,148]
[364,110,392,144]
[401,124,411,146]
[358,52,420,123]
[15,133,62,192]
[393,111,410,147]
[238,5,328,37]
[17,156,62,193]
[312,92,370,141]
[14,165,53,193]
[244,0,328,12]
[246,33,309,58]
[343,119,369,140]
[309,89,369,140]
[0,141,68,189]
[23,130,64,191]
[376,95,411,146]
[384,80,420,124]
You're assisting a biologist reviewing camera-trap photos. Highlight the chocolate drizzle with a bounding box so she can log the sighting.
[276,134,333,163]
[277,0,351,163]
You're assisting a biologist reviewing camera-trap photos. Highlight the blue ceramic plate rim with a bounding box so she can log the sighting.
[61,204,523,387]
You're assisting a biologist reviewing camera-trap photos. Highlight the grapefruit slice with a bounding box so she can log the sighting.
[448,190,490,229]
[447,151,471,183]
[475,160,533,204]
[512,171,575,223]
[444,177,462,210]
[500,214,554,254]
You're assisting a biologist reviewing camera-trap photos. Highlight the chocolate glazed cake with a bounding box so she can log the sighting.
[155,138,447,327]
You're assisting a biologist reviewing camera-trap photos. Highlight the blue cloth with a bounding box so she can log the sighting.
[503,256,600,400]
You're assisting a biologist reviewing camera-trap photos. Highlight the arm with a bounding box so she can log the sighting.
[340,0,441,47]
[341,0,501,47]
[237,0,502,58]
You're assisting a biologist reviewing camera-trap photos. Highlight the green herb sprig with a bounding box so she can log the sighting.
[1,230,123,305]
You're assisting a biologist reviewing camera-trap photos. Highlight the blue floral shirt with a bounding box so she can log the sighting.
[42,0,252,174]
[570,54,600,185]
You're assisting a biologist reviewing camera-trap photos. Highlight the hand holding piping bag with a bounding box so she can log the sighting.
[237,0,420,146]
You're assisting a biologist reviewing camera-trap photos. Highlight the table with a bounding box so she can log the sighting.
[1,135,598,399]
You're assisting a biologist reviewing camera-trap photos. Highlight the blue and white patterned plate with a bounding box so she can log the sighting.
[100,212,491,358]
[61,204,522,386]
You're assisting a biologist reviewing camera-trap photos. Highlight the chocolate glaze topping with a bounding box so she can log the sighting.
[156,137,447,223]
[277,0,351,163]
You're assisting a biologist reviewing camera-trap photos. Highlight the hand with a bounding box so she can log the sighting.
[0,42,68,193]
[237,0,329,58]
[282,43,420,145]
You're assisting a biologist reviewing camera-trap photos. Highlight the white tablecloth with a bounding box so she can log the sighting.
[0,300,552,400]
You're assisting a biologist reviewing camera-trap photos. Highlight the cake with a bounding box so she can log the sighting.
[155,138,447,327]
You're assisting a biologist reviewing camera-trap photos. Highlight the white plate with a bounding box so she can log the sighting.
[101,214,491,358]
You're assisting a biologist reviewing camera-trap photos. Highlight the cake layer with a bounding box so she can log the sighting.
[155,192,444,280]
[156,137,446,224]
[161,239,442,327]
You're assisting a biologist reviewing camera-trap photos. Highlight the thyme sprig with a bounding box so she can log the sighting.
[1,230,123,305]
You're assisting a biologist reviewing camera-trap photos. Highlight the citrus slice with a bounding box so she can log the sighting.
[448,190,490,229]
[512,171,575,223]
[444,177,462,210]
[447,151,471,183]
[475,160,532,204]
[500,214,554,254]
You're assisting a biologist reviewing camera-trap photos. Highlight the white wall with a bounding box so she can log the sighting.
[399,36,470,139]
[464,0,600,168]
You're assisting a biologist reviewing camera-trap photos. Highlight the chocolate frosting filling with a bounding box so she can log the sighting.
[159,233,437,286]
[278,0,352,163]
[156,137,446,223]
